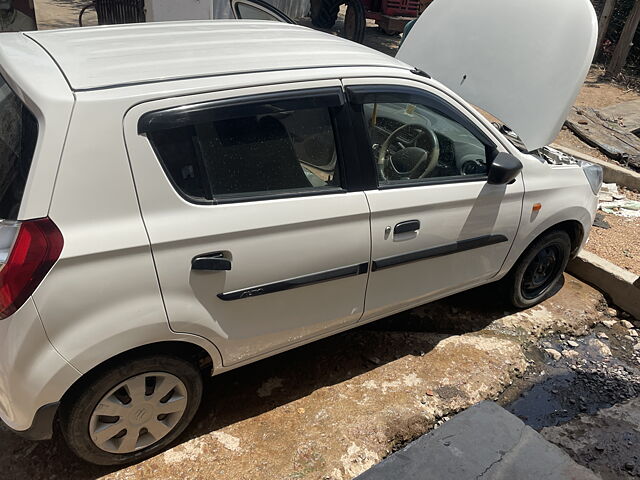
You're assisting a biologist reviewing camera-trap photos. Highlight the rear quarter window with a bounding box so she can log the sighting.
[0,76,38,220]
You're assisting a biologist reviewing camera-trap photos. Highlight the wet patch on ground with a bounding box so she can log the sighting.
[497,314,640,478]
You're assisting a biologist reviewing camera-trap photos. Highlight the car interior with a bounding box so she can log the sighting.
[364,102,490,183]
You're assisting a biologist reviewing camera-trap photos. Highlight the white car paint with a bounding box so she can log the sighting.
[0,20,598,443]
[24,21,404,90]
[0,298,80,431]
[397,0,598,151]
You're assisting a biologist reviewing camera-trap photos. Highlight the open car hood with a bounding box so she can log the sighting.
[397,0,597,151]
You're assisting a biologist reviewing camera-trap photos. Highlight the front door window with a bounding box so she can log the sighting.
[363,101,491,186]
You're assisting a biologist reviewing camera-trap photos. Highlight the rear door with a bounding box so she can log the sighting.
[124,81,371,366]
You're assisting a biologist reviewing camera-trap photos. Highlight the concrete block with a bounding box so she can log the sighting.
[355,401,599,480]
[568,250,640,321]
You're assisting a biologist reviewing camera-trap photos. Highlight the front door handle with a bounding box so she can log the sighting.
[192,252,231,271]
[394,220,421,235]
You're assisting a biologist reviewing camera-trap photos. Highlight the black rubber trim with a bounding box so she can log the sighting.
[218,262,369,301]
[345,101,379,191]
[3,402,59,441]
[372,234,509,271]
[410,68,432,79]
[138,87,345,134]
[377,174,488,189]
[210,186,346,205]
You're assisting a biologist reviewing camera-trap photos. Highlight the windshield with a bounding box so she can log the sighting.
[0,75,38,219]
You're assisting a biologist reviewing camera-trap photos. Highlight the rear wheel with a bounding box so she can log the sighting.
[310,0,340,29]
[60,355,203,466]
[508,230,571,309]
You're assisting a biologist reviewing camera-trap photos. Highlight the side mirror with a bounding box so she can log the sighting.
[487,152,523,185]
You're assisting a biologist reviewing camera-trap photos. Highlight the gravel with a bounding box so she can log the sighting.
[620,320,635,329]
[586,213,640,276]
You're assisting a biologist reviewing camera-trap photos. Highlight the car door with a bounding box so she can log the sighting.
[343,78,525,318]
[124,82,371,366]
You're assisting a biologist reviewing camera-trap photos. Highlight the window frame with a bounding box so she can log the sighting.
[346,85,500,190]
[139,87,360,205]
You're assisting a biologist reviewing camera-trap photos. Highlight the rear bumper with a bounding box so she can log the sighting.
[2,402,59,440]
[0,298,80,434]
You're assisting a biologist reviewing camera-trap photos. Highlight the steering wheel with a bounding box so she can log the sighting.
[378,123,440,180]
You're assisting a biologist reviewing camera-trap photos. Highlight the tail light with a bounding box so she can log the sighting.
[0,218,63,320]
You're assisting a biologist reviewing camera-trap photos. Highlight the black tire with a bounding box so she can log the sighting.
[342,0,366,43]
[310,0,340,29]
[60,355,203,466]
[508,230,571,309]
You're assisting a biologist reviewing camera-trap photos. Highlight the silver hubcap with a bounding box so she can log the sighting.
[89,372,188,454]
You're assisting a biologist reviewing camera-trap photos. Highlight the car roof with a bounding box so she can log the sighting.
[24,20,410,91]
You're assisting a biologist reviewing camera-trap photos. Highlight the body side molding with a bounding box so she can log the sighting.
[372,234,509,271]
[218,262,369,301]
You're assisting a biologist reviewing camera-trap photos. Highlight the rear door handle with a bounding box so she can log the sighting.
[394,220,421,235]
[191,252,231,271]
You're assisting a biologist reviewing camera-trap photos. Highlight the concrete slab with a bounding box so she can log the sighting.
[568,250,640,321]
[355,401,599,480]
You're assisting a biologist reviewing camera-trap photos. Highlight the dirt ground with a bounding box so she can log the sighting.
[588,214,640,276]
[0,276,612,480]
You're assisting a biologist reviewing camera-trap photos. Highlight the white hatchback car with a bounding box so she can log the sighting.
[0,0,601,465]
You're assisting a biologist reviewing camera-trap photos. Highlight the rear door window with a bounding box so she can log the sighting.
[0,76,38,219]
[142,90,344,203]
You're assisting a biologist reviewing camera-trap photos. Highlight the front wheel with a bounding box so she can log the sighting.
[508,230,571,309]
[60,355,203,466]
